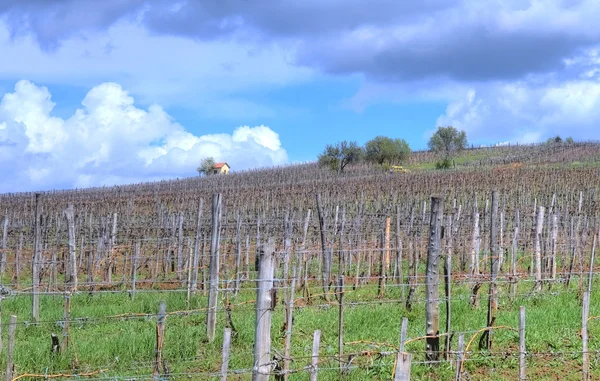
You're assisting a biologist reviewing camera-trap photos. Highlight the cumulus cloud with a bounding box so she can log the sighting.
[435,77,600,144]
[0,80,288,192]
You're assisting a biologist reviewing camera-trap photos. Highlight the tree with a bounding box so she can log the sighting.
[197,157,216,176]
[565,136,574,144]
[546,135,563,144]
[428,126,468,158]
[318,141,363,173]
[365,136,411,165]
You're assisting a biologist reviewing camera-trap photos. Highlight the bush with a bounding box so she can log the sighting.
[435,158,453,169]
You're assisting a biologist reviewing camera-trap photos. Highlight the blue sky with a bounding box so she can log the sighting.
[1,0,600,191]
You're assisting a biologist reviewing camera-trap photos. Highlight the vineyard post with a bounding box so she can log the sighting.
[511,209,520,298]
[396,205,404,294]
[336,275,345,374]
[395,353,412,381]
[309,330,321,381]
[15,230,23,286]
[1,215,7,276]
[534,206,545,291]
[61,291,71,353]
[394,317,409,381]
[32,192,41,323]
[551,213,558,281]
[131,241,139,300]
[385,217,391,273]
[220,328,232,381]
[582,291,590,381]
[378,228,386,298]
[207,193,222,343]
[471,207,480,276]
[316,194,331,299]
[455,334,464,381]
[186,244,193,308]
[5,315,16,381]
[486,190,499,349]
[282,211,291,282]
[176,212,184,280]
[445,213,453,359]
[234,213,242,294]
[587,234,596,295]
[426,196,443,361]
[283,266,297,380]
[519,306,526,381]
[192,198,203,292]
[153,301,167,380]
[253,238,275,381]
[300,209,311,291]
[64,204,77,289]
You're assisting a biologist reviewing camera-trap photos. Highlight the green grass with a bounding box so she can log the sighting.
[1,275,599,380]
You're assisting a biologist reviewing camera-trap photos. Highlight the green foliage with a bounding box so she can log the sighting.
[547,135,563,144]
[428,126,468,158]
[318,140,364,173]
[435,158,453,169]
[197,157,216,176]
[365,136,411,165]
[565,136,574,144]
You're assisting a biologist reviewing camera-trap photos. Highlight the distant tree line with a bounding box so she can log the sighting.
[318,126,469,173]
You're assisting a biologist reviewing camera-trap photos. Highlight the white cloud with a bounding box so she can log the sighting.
[0,80,288,192]
[435,77,600,144]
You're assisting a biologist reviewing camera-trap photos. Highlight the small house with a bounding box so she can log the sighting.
[213,162,230,175]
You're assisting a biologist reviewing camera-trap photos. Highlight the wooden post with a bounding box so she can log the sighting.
[385,217,391,273]
[33,193,42,323]
[1,216,7,276]
[486,190,499,349]
[582,291,590,381]
[378,228,386,298]
[316,194,331,299]
[186,243,194,308]
[207,193,222,343]
[445,214,453,360]
[283,267,297,380]
[176,212,184,280]
[61,291,71,353]
[471,208,480,275]
[426,197,443,361]
[519,306,526,381]
[309,330,321,381]
[153,301,167,380]
[5,315,16,381]
[131,241,139,300]
[551,213,558,281]
[192,198,203,292]
[534,206,545,291]
[587,234,596,295]
[455,334,465,381]
[64,204,77,290]
[511,209,520,298]
[395,353,412,381]
[336,275,345,374]
[235,214,243,294]
[394,317,409,381]
[220,328,232,381]
[253,239,275,381]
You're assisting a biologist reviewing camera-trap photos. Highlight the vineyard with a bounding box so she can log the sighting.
[1,142,600,380]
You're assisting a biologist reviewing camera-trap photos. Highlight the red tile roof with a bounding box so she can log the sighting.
[213,162,229,169]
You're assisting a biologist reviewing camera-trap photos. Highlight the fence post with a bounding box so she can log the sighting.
[283,267,297,380]
[192,198,203,292]
[519,306,526,380]
[131,241,139,300]
[253,239,275,381]
[395,353,412,381]
[61,291,71,353]
[207,193,222,343]
[336,275,345,374]
[455,334,464,381]
[153,301,167,380]
[309,330,321,381]
[220,328,232,381]
[426,196,443,361]
[32,193,41,323]
[486,190,499,349]
[534,206,545,291]
[5,315,16,381]
[64,204,78,290]
[394,317,409,381]
[582,291,590,381]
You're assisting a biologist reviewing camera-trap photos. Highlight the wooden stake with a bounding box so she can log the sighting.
[310,330,321,381]
[486,190,499,349]
[207,193,222,343]
[253,239,275,381]
[32,193,41,323]
[61,291,71,353]
[426,197,443,361]
[519,306,526,381]
[582,291,590,381]
[153,301,167,380]
[534,206,545,291]
[5,315,16,381]
[220,328,232,381]
[283,267,297,380]
[455,334,465,381]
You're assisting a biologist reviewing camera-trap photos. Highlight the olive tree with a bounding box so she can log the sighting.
[365,136,411,165]
[197,157,216,176]
[428,126,468,158]
[318,141,364,173]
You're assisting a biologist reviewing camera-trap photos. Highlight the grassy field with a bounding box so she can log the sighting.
[1,273,599,380]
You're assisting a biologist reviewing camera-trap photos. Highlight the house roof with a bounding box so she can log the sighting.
[213,162,229,169]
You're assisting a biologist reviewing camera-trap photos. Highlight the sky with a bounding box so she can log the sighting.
[1,0,600,191]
